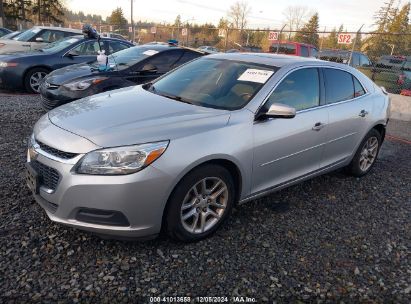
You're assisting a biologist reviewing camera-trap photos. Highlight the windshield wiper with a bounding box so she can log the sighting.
[157,92,193,105]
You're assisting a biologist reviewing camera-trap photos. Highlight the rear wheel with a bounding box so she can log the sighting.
[24,67,49,93]
[165,164,235,242]
[346,129,382,177]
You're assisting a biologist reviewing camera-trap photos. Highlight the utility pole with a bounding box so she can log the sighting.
[130,0,135,42]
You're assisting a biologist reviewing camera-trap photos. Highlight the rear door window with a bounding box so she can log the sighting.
[300,46,309,57]
[353,77,366,97]
[360,55,371,67]
[352,54,360,67]
[324,68,354,104]
[266,68,320,111]
[310,48,318,58]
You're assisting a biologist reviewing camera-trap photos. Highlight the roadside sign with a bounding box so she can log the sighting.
[268,32,279,41]
[218,29,226,38]
[109,25,113,32]
[338,33,353,44]
[150,27,157,34]
[129,27,133,33]
[182,28,188,36]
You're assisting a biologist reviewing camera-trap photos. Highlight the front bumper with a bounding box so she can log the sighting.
[27,144,174,239]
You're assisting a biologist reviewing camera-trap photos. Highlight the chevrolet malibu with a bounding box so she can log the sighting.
[27,54,390,242]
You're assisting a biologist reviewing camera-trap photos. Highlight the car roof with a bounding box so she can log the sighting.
[70,34,131,43]
[207,53,321,67]
[134,44,204,53]
[32,26,82,33]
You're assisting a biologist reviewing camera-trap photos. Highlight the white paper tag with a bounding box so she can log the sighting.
[143,50,159,56]
[238,69,274,83]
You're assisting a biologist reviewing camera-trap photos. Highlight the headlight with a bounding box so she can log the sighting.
[0,61,18,68]
[63,77,107,91]
[76,141,169,175]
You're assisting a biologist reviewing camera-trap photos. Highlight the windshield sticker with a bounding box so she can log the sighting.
[32,28,41,33]
[143,50,159,56]
[238,69,274,83]
[66,38,79,44]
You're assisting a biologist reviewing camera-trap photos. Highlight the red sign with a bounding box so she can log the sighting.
[268,32,279,41]
[337,33,353,44]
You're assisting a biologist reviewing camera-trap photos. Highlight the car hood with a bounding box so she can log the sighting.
[46,63,104,85]
[48,85,230,148]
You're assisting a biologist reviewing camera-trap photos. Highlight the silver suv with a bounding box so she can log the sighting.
[27,54,390,241]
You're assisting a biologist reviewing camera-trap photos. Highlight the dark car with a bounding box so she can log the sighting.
[0,27,12,38]
[39,45,204,110]
[360,55,411,94]
[317,49,372,68]
[0,35,133,93]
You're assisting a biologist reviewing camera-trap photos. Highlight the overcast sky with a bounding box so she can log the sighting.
[66,0,397,31]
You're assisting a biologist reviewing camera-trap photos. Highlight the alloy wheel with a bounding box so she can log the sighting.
[359,136,379,172]
[30,72,47,93]
[180,177,228,234]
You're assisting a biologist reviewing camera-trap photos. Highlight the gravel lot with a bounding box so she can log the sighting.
[0,95,410,303]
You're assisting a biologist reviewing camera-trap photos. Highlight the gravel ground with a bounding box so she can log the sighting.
[0,95,410,303]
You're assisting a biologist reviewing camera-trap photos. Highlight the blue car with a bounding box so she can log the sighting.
[0,35,133,93]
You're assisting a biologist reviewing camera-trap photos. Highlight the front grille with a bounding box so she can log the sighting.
[31,160,60,191]
[37,140,78,159]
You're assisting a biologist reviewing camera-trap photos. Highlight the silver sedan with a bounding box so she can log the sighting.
[27,54,390,241]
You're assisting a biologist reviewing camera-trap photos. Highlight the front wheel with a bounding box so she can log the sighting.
[164,164,235,242]
[346,129,382,177]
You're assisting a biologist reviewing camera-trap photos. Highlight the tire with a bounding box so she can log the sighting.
[346,129,382,177]
[164,164,235,242]
[24,67,50,93]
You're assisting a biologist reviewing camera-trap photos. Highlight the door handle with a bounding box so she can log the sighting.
[312,122,326,131]
[359,110,369,117]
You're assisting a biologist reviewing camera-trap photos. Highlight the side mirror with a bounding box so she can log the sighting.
[35,37,44,42]
[140,63,158,74]
[66,50,79,57]
[257,103,296,120]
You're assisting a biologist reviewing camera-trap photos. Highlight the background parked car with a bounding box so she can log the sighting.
[317,49,372,68]
[100,32,128,41]
[198,46,219,53]
[0,26,82,54]
[359,55,411,94]
[40,45,204,109]
[0,35,133,93]
[0,27,12,38]
[269,41,318,57]
[0,31,21,40]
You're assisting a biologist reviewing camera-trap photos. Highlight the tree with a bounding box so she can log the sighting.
[294,13,319,47]
[107,7,127,32]
[283,6,311,39]
[387,3,410,55]
[227,1,250,30]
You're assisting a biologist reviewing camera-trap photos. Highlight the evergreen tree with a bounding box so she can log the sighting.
[387,3,410,55]
[294,13,319,47]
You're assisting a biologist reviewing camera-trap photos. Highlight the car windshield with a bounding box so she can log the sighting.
[147,57,278,110]
[40,37,82,53]
[108,46,154,70]
[2,31,19,39]
[14,28,42,41]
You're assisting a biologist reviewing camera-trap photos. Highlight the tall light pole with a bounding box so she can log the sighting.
[130,0,135,42]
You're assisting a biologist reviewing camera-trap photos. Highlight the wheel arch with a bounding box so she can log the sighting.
[22,65,53,87]
[160,157,244,229]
